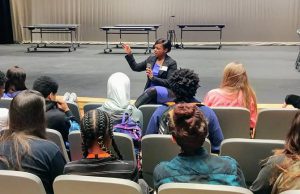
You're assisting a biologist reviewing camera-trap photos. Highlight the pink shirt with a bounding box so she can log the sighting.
[203,88,257,128]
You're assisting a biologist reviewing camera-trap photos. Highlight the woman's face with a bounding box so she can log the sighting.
[154,43,167,58]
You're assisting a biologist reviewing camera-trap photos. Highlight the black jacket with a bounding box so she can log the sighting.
[45,100,75,142]
[125,54,177,90]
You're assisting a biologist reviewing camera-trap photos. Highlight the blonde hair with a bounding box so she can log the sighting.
[221,62,257,112]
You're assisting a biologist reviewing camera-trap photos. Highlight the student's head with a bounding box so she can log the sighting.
[221,62,249,89]
[9,90,46,139]
[154,38,172,58]
[5,66,27,93]
[168,68,200,102]
[221,62,257,110]
[107,72,130,108]
[0,70,7,97]
[81,109,122,159]
[168,103,208,155]
[32,76,58,100]
[284,111,300,155]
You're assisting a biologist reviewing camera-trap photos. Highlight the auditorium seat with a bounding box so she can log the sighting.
[68,131,135,162]
[280,190,300,194]
[67,102,81,123]
[211,107,250,139]
[220,138,284,185]
[46,128,70,162]
[254,108,298,139]
[0,170,46,194]
[83,103,102,113]
[158,182,253,194]
[138,104,161,136]
[142,134,211,188]
[0,98,12,109]
[54,175,142,194]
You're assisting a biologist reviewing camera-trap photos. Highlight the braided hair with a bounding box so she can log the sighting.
[80,109,123,159]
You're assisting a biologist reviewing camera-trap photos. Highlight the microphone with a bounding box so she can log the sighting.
[146,63,151,70]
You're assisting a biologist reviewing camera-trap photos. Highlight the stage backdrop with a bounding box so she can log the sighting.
[10,0,300,43]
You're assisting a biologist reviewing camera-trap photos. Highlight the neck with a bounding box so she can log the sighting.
[87,142,111,158]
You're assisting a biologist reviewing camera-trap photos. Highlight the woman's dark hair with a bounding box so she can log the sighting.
[154,38,172,53]
[284,111,300,155]
[168,103,208,155]
[0,90,46,170]
[32,76,59,98]
[5,66,27,92]
[0,70,7,87]
[81,109,122,159]
[168,68,200,102]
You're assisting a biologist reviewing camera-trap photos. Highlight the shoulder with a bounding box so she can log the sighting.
[29,138,61,155]
[164,55,177,65]
[153,105,169,116]
[206,88,222,98]
[198,105,215,118]
[212,155,241,172]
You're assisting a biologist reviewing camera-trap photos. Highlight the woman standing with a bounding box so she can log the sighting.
[123,38,177,90]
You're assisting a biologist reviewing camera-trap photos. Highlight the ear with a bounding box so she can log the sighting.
[47,92,56,101]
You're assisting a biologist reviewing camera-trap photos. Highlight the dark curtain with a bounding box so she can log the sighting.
[0,0,13,44]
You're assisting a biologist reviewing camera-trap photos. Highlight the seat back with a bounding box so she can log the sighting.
[0,98,12,109]
[255,108,298,139]
[0,170,46,194]
[220,138,285,185]
[158,182,253,194]
[67,102,81,123]
[142,134,211,188]
[68,131,135,162]
[280,190,300,194]
[54,175,142,194]
[138,104,161,136]
[83,103,102,113]
[212,107,250,138]
[46,128,70,162]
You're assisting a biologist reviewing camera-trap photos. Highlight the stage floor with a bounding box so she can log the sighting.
[0,44,299,103]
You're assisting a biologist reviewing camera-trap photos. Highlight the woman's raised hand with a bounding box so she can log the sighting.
[122,43,132,55]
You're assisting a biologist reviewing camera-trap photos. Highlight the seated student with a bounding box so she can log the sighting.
[0,70,8,129]
[3,65,27,99]
[0,90,66,194]
[134,86,176,108]
[283,94,300,108]
[145,68,224,153]
[64,109,138,182]
[98,72,143,127]
[32,76,80,143]
[250,111,300,194]
[204,62,257,132]
[153,103,246,190]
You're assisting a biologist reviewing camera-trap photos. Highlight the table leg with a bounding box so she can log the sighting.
[219,28,223,49]
[296,49,300,71]
[145,31,151,54]
[104,30,112,53]
[180,28,183,48]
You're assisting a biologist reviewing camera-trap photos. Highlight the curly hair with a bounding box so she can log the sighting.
[168,69,200,102]
[81,109,122,159]
[168,103,208,155]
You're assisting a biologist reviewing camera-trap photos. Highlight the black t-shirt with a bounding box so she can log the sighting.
[64,156,138,182]
[0,138,66,194]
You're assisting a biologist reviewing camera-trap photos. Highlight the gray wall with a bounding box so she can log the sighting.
[10,0,300,43]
